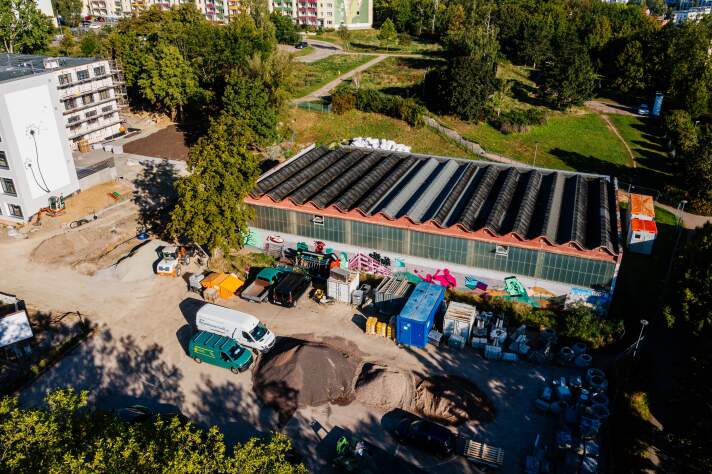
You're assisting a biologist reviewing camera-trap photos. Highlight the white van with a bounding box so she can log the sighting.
[195,303,276,353]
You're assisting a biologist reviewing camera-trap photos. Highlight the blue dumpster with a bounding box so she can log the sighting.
[396,282,446,348]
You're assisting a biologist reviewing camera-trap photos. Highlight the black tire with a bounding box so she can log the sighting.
[193,357,202,364]
[230,367,240,374]
[176,266,182,277]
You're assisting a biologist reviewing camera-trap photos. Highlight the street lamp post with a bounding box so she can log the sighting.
[633,319,649,358]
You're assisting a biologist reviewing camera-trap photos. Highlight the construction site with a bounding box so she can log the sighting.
[0,141,622,473]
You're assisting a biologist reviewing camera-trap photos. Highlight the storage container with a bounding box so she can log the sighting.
[327,271,359,303]
[396,282,445,348]
[374,277,411,315]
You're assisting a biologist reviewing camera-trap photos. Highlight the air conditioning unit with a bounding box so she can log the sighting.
[495,245,509,257]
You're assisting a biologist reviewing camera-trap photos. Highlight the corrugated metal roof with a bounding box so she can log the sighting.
[252,146,621,255]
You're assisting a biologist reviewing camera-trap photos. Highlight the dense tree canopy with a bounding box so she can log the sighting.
[168,114,261,254]
[0,389,306,473]
[0,0,54,54]
[53,0,82,27]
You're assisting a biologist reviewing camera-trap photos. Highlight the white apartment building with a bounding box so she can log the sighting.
[83,0,234,22]
[53,57,125,150]
[672,6,712,23]
[0,58,80,223]
[269,0,372,29]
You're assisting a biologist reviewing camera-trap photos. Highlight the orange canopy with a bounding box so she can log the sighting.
[630,193,655,218]
[631,218,657,234]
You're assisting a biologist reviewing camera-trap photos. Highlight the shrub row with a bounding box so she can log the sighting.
[490,108,546,133]
[332,86,426,127]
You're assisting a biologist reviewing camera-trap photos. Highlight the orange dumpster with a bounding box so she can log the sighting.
[201,272,228,290]
[217,273,244,300]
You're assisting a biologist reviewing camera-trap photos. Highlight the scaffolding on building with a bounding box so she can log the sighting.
[109,59,128,108]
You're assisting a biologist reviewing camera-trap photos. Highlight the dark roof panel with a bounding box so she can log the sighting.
[251,146,620,254]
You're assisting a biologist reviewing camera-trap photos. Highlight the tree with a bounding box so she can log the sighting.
[378,18,398,51]
[0,0,54,54]
[222,67,279,146]
[539,43,597,110]
[137,42,201,120]
[58,28,76,56]
[53,0,82,27]
[664,223,712,336]
[0,388,306,473]
[337,23,351,51]
[80,30,103,56]
[270,11,298,44]
[612,40,647,95]
[168,114,260,254]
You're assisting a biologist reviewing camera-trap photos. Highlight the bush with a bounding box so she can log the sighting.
[491,108,546,133]
[332,86,425,126]
[558,304,623,348]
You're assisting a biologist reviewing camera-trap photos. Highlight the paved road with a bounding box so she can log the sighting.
[279,39,344,64]
[293,54,388,103]
[586,100,643,117]
[655,202,712,230]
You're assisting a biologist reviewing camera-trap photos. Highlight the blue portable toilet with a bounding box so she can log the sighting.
[396,282,446,348]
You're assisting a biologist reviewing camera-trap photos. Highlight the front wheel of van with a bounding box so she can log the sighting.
[193,357,202,364]
[230,367,240,374]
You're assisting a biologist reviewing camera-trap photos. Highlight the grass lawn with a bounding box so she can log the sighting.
[358,56,440,95]
[440,112,632,172]
[608,114,677,192]
[287,107,477,159]
[315,29,442,55]
[292,45,315,57]
[290,54,372,98]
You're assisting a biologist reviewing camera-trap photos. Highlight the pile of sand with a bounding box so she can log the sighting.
[253,337,362,424]
[407,375,496,426]
[31,215,140,275]
[94,240,164,282]
[355,363,411,410]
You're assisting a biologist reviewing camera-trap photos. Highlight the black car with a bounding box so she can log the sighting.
[394,416,456,457]
[295,41,308,49]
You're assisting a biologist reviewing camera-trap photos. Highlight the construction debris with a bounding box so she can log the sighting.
[348,137,411,153]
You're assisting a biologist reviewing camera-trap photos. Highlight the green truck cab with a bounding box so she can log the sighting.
[188,331,253,374]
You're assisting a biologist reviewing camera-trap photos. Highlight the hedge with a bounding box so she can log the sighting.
[332,85,426,127]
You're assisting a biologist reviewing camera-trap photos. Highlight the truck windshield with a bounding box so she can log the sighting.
[250,323,268,341]
[228,345,245,360]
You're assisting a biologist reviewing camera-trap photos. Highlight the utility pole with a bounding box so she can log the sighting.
[633,319,649,358]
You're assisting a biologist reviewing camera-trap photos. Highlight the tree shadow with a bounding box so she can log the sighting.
[511,80,546,107]
[132,160,179,239]
[175,120,207,149]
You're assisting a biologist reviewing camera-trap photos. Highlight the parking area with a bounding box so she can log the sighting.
[0,214,582,473]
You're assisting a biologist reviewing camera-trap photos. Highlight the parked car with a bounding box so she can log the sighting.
[295,41,308,49]
[393,415,456,457]
[637,103,649,116]
[271,272,311,307]
[188,330,254,373]
[241,267,284,303]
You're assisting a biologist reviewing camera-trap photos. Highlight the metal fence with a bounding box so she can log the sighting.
[295,101,332,113]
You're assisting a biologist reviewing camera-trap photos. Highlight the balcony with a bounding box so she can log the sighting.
[68,116,122,140]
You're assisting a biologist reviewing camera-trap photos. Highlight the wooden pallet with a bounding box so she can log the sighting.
[462,439,504,468]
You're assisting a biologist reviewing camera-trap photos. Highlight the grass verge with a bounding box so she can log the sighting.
[287,107,477,159]
[358,56,440,95]
[290,54,372,98]
[315,29,442,54]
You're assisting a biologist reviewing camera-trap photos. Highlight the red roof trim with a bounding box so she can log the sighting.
[245,196,619,262]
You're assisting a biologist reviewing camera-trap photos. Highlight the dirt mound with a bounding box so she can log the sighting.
[30,215,140,275]
[253,337,362,424]
[408,375,496,426]
[355,363,411,410]
[94,240,163,282]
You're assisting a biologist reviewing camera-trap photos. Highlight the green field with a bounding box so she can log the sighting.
[290,54,372,98]
[287,108,477,159]
[441,112,633,172]
[315,29,442,54]
[359,56,440,95]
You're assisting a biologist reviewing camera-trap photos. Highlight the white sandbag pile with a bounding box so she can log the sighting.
[349,137,411,153]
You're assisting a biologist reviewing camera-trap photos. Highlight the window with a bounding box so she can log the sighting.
[0,151,7,169]
[64,98,77,110]
[82,94,95,105]
[633,233,641,239]
[58,73,72,85]
[85,110,98,119]
[87,118,99,126]
[495,245,509,257]
[101,105,113,113]
[93,65,106,76]
[67,115,80,124]
[76,69,90,81]
[8,204,22,218]
[1,178,16,196]
[99,89,110,100]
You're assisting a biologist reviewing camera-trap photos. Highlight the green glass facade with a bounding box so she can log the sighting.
[250,205,616,289]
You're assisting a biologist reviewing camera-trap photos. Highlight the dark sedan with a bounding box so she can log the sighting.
[394,416,456,457]
[294,41,308,49]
